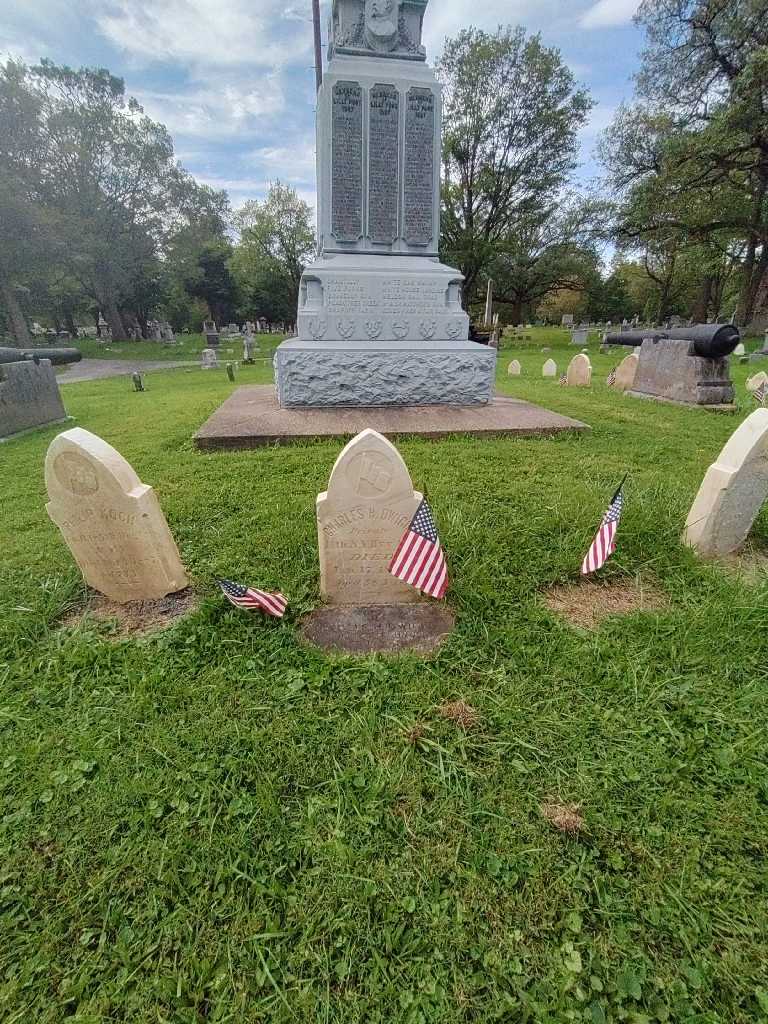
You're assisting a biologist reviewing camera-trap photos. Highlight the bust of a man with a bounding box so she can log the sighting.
[330,0,427,61]
[365,0,399,52]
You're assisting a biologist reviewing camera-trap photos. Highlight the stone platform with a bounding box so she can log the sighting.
[194,385,588,450]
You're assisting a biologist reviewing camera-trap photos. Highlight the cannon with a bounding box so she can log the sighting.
[605,324,740,408]
[0,346,82,367]
[604,323,740,359]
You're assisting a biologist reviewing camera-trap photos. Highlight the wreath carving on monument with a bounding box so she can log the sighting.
[391,320,409,339]
[337,319,356,339]
[364,320,384,339]
[309,318,328,340]
[419,320,437,340]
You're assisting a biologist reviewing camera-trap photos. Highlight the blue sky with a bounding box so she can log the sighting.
[1,0,645,214]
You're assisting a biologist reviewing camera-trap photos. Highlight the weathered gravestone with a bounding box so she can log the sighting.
[683,409,768,557]
[542,359,558,378]
[746,371,768,394]
[610,352,639,391]
[566,353,591,387]
[201,348,218,369]
[571,327,589,346]
[0,359,68,441]
[507,359,522,376]
[317,429,422,605]
[45,428,189,603]
[734,342,746,356]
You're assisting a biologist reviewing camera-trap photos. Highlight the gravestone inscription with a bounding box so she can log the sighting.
[45,428,188,603]
[368,84,399,244]
[403,87,435,246]
[332,81,363,242]
[317,429,422,605]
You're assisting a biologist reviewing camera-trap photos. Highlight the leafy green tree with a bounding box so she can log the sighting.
[437,26,593,305]
[231,182,316,321]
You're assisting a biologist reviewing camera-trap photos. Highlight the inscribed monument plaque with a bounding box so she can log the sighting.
[331,81,363,242]
[45,428,188,603]
[404,87,435,246]
[368,84,400,244]
[317,429,422,605]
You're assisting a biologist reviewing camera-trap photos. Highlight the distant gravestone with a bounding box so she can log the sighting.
[571,327,588,346]
[317,429,422,606]
[0,359,68,441]
[507,359,521,376]
[561,314,574,327]
[746,371,768,394]
[566,353,591,387]
[542,358,557,378]
[45,427,189,603]
[201,348,218,369]
[683,409,768,557]
[734,342,746,356]
[611,352,639,391]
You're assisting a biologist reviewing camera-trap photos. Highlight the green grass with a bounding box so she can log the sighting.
[1,329,767,1023]
[73,333,287,362]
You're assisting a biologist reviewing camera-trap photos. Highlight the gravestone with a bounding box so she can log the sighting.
[561,314,574,327]
[746,371,768,394]
[243,332,255,362]
[201,348,218,369]
[0,359,68,441]
[45,428,188,603]
[628,337,734,406]
[734,342,746,356]
[273,0,496,407]
[507,359,521,376]
[683,409,768,557]
[317,429,422,605]
[611,352,639,391]
[566,353,591,387]
[542,359,557,378]
[571,327,588,346]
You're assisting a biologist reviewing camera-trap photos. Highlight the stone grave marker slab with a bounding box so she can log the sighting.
[611,352,639,391]
[746,371,768,394]
[317,428,422,605]
[684,409,768,557]
[566,353,591,387]
[542,359,557,378]
[507,359,521,376]
[45,427,188,603]
[0,359,68,441]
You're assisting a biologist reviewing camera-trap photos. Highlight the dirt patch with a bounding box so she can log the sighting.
[62,588,199,638]
[541,800,585,835]
[437,699,479,731]
[543,577,669,630]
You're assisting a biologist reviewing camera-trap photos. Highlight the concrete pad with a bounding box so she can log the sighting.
[301,603,455,655]
[194,385,588,450]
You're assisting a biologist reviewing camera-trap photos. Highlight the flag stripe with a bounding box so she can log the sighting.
[388,498,449,599]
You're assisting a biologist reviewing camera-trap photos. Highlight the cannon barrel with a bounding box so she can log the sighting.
[0,346,82,366]
[603,324,740,359]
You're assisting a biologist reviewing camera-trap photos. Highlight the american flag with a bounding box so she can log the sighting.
[607,367,617,387]
[217,578,287,618]
[753,380,766,405]
[581,479,625,575]
[388,498,448,599]
[559,373,568,386]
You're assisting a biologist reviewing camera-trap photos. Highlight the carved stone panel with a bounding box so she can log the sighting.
[331,81,363,242]
[403,87,435,246]
[368,84,400,244]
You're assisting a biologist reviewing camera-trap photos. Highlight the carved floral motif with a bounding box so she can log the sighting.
[391,320,409,339]
[418,320,437,340]
[364,320,383,340]
[337,319,356,340]
[309,318,328,340]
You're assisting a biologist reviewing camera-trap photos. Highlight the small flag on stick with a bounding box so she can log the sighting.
[559,373,568,386]
[217,578,287,618]
[581,477,626,576]
[388,498,448,599]
[753,380,766,406]
[606,367,617,387]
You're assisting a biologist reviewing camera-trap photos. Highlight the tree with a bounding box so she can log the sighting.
[601,0,768,327]
[436,26,593,305]
[231,183,315,321]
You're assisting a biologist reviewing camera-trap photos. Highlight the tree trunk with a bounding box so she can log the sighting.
[64,309,78,338]
[0,279,31,346]
[736,243,768,327]
[103,295,128,341]
[690,275,713,322]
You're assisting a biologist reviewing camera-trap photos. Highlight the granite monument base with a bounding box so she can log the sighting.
[194,385,589,449]
[627,337,735,407]
[274,337,496,407]
[0,359,69,442]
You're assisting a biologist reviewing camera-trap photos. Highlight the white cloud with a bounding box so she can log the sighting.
[93,0,312,68]
[580,0,639,29]
[248,143,316,182]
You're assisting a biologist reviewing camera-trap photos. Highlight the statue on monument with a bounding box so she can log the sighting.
[332,0,427,60]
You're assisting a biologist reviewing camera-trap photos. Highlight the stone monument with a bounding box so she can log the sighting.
[610,352,639,392]
[317,428,422,605]
[45,428,188,603]
[0,358,69,441]
[274,0,495,407]
[566,353,591,387]
[683,409,768,557]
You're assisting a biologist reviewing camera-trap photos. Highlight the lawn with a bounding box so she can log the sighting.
[1,329,767,1023]
[73,332,287,362]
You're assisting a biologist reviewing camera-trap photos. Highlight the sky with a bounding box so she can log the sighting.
[0,0,646,215]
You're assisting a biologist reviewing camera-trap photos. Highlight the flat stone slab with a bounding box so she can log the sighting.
[301,603,455,654]
[194,385,588,449]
